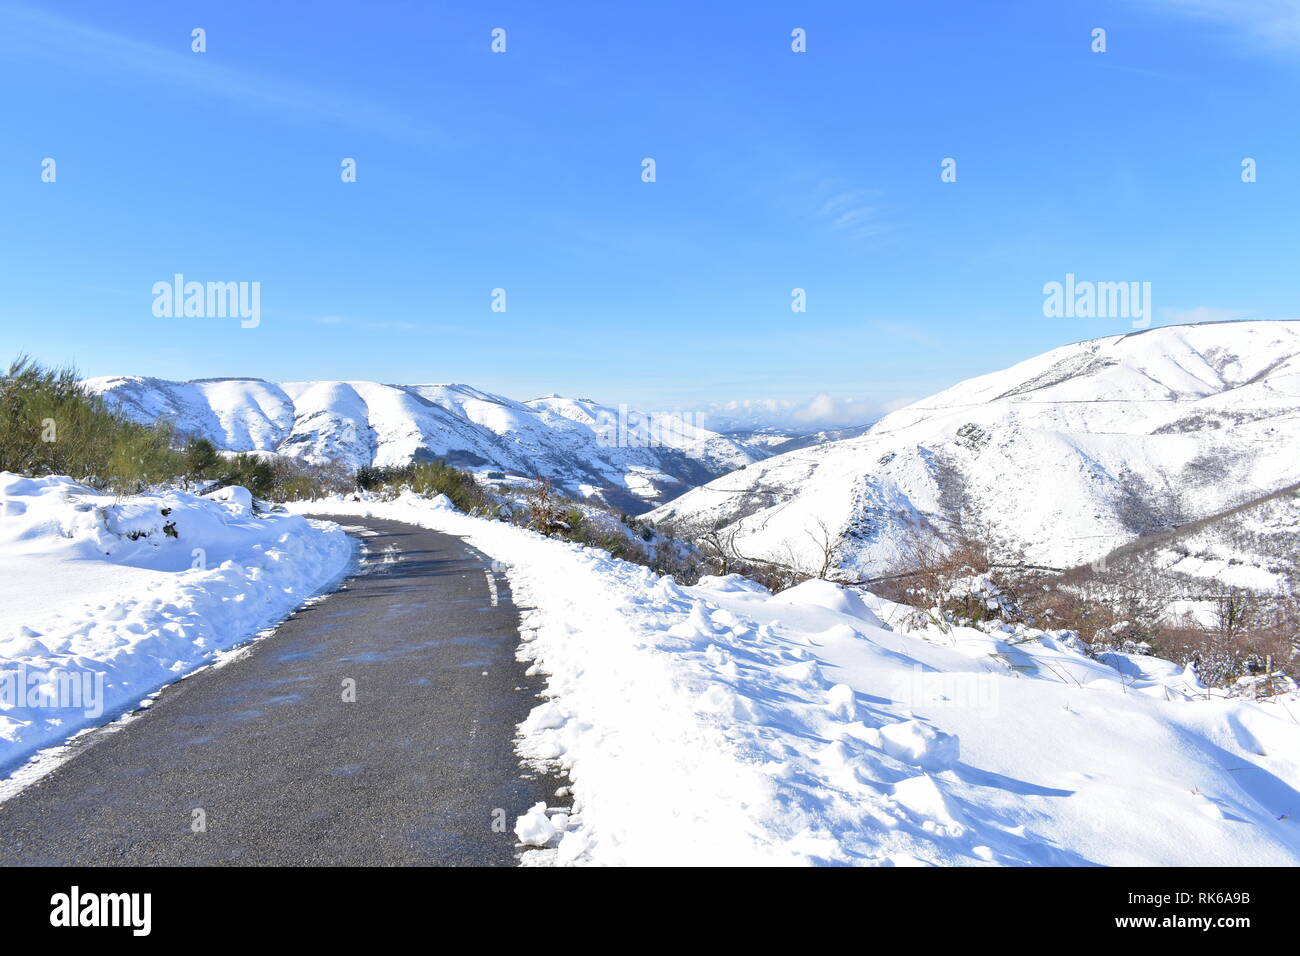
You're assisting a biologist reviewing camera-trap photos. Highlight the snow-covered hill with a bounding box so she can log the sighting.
[84,378,761,512]
[647,321,1300,577]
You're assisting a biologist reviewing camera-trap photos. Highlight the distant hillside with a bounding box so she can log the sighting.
[85,378,762,512]
[646,321,1300,576]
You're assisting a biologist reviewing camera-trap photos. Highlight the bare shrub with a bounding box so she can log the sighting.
[664,516,808,592]
[1152,591,1298,688]
[871,521,1043,625]
[522,478,568,536]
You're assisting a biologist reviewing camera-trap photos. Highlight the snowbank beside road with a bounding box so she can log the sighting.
[293,493,1300,867]
[0,473,352,776]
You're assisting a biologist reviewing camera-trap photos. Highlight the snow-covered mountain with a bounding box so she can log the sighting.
[84,377,761,512]
[724,423,875,456]
[646,321,1300,577]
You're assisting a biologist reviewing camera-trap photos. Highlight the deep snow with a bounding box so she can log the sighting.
[5,472,1295,866]
[292,493,1300,867]
[0,473,353,777]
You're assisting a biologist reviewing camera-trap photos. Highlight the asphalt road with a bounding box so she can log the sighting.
[0,516,562,866]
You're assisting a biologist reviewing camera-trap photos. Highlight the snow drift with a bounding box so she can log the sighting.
[295,493,1300,867]
[0,473,352,775]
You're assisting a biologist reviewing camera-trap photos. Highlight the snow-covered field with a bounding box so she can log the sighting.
[292,494,1300,867]
[0,473,352,777]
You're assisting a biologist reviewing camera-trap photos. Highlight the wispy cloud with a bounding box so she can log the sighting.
[815,185,888,240]
[817,187,887,240]
[762,168,890,242]
[0,4,436,144]
[1143,0,1300,52]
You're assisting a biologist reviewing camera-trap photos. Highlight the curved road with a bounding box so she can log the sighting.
[0,517,563,866]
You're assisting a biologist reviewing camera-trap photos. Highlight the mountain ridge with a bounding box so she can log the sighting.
[645,320,1300,576]
[85,375,762,513]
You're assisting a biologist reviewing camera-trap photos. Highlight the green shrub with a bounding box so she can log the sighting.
[0,355,184,492]
[407,460,490,514]
[216,453,277,499]
[274,474,323,501]
[354,460,490,514]
[183,437,220,480]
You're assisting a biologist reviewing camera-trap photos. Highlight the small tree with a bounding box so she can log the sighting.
[692,518,742,575]
[183,437,220,482]
[805,516,842,580]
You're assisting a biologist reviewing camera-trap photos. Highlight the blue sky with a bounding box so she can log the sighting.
[1,0,1297,424]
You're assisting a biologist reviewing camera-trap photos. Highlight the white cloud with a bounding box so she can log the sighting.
[699,393,887,433]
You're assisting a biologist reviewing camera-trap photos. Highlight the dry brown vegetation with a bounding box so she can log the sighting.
[870,522,1299,691]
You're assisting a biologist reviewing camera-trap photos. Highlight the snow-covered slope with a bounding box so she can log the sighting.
[1079,482,1300,597]
[84,378,761,512]
[294,493,1300,866]
[1150,484,1299,594]
[647,321,1300,576]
